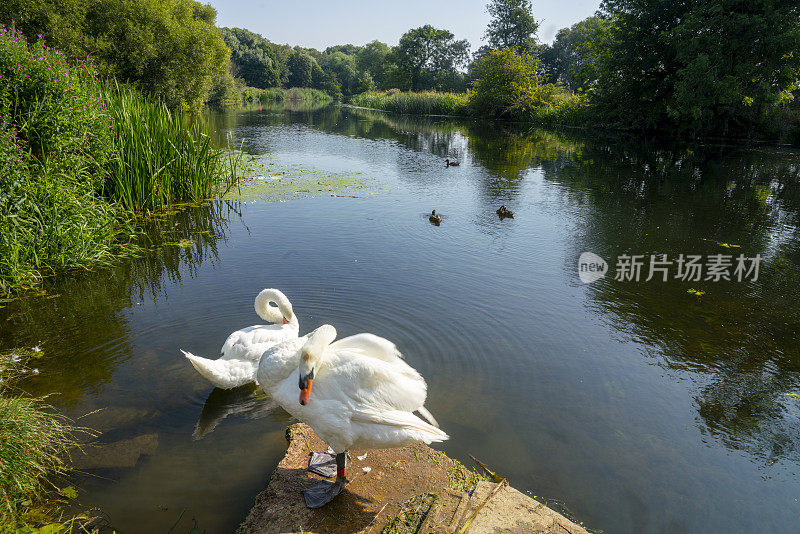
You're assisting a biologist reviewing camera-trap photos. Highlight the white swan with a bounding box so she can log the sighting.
[182,288,299,389]
[256,324,447,508]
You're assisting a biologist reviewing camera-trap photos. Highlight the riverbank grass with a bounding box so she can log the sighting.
[350,90,470,116]
[105,84,238,212]
[0,26,240,296]
[0,350,87,531]
[0,25,130,296]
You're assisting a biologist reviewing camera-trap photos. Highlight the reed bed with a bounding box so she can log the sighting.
[104,85,238,212]
[284,87,333,103]
[350,90,470,116]
[241,86,285,104]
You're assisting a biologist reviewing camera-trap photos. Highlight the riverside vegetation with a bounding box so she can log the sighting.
[1,0,800,530]
[0,22,242,532]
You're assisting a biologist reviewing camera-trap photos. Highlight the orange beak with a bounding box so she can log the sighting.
[283,317,288,325]
[299,379,313,405]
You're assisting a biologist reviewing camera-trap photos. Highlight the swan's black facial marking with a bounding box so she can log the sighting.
[299,368,315,405]
[298,368,315,390]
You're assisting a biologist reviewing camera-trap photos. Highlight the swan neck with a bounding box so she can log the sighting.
[254,289,295,325]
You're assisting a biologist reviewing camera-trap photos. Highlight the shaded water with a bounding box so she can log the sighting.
[2,104,800,533]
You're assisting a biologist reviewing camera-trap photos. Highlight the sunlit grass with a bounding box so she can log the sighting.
[0,350,91,531]
[350,90,470,116]
[104,84,238,212]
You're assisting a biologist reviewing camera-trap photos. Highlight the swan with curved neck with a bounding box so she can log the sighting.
[182,288,299,389]
[258,324,447,508]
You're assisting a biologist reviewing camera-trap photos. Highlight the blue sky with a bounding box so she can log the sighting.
[206,0,601,51]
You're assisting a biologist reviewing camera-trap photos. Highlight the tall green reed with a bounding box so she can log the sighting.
[350,91,470,116]
[104,84,237,212]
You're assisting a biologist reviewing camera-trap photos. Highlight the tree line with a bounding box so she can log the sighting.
[2,0,799,138]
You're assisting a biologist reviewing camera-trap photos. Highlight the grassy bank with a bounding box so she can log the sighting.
[350,90,470,116]
[350,51,591,127]
[0,26,237,296]
[228,86,333,107]
[350,89,589,125]
[0,349,88,531]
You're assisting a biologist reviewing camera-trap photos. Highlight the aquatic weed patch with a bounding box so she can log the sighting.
[223,157,373,201]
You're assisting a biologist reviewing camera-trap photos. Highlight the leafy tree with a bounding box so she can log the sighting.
[325,44,360,56]
[469,48,546,117]
[287,50,317,87]
[391,25,469,91]
[538,16,606,90]
[484,0,539,55]
[356,40,390,88]
[0,0,230,110]
[221,27,285,89]
[588,0,800,134]
[319,51,358,95]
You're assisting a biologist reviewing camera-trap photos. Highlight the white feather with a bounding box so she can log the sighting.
[260,325,448,453]
[181,289,299,389]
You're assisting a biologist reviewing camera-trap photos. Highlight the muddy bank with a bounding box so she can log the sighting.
[238,423,589,534]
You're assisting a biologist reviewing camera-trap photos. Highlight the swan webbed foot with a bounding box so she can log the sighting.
[302,478,345,508]
[308,451,349,478]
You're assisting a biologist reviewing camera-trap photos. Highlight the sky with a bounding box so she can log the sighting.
[205,0,601,51]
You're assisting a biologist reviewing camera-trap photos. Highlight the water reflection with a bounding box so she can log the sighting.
[546,139,800,464]
[193,384,288,440]
[0,202,236,405]
[3,103,799,533]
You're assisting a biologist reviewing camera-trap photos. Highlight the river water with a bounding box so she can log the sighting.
[2,103,799,533]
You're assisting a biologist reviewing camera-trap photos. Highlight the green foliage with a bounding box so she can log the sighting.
[207,66,242,108]
[221,27,285,88]
[0,349,92,532]
[0,395,77,528]
[287,50,319,89]
[484,0,539,54]
[350,90,469,116]
[587,0,800,135]
[469,49,588,124]
[318,51,359,96]
[0,0,230,110]
[356,41,391,88]
[104,84,237,212]
[538,16,607,90]
[284,87,332,103]
[241,86,285,104]
[391,25,470,91]
[0,25,125,295]
[469,49,542,117]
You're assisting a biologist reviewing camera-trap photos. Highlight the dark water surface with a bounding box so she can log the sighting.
[2,104,800,533]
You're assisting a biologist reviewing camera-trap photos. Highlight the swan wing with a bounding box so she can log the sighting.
[182,350,257,389]
[351,408,449,444]
[329,333,403,362]
[256,335,309,389]
[317,352,428,415]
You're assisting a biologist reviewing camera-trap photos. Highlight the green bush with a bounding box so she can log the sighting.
[241,86,285,104]
[468,49,589,125]
[0,0,231,110]
[0,24,125,295]
[284,87,333,103]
